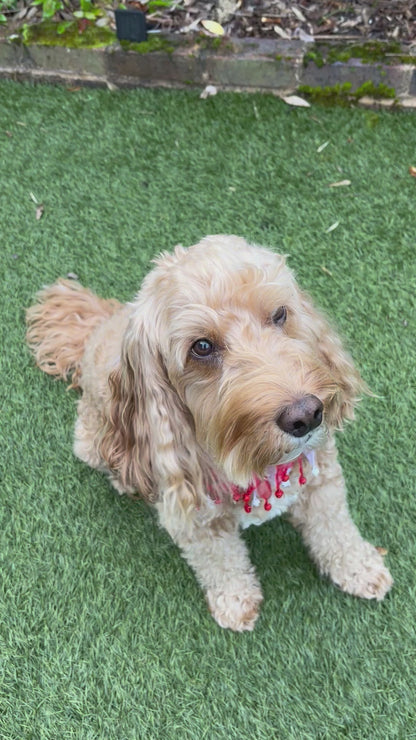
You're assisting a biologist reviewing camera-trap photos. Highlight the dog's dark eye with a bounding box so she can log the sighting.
[191,339,214,358]
[272,306,287,326]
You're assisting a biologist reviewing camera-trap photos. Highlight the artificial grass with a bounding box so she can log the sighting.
[0,79,415,739]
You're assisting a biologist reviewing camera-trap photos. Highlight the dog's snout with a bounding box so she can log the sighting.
[276,395,323,438]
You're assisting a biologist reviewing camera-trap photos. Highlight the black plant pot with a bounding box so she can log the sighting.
[115,8,147,42]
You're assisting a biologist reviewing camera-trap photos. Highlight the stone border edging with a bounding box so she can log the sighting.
[0,35,415,106]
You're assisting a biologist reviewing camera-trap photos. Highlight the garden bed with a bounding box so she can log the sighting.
[1,0,415,45]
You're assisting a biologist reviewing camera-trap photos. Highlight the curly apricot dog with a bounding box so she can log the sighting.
[26,235,392,630]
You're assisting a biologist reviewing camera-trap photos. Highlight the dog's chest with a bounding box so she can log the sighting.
[238,483,299,528]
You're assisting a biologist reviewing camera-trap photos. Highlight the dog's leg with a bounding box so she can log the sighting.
[73,398,103,470]
[158,506,263,631]
[289,439,393,600]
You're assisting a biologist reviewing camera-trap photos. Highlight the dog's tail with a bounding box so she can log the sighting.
[26,279,121,388]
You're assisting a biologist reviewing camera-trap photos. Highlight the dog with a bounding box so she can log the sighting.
[26,235,392,631]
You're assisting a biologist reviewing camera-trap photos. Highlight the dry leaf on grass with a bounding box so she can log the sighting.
[329,180,351,187]
[281,95,310,108]
[326,221,339,233]
[30,191,44,220]
[321,265,333,276]
[200,84,218,98]
[317,141,329,153]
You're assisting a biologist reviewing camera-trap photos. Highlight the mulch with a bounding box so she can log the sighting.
[150,0,416,44]
[1,0,415,45]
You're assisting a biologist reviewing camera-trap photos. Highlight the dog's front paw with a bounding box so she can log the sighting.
[206,586,263,631]
[330,541,393,601]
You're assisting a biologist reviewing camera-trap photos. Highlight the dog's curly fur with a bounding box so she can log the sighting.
[26,235,392,630]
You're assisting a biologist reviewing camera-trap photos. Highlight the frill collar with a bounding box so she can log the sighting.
[231,451,319,513]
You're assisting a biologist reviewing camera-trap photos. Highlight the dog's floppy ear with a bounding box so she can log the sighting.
[99,310,205,518]
[299,290,367,428]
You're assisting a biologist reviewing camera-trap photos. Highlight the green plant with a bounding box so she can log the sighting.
[147,0,171,12]
[31,0,63,20]
[304,40,407,69]
[1,0,19,22]
[21,17,115,45]
[29,0,106,22]
[56,19,72,33]
[298,80,396,107]
[0,0,19,8]
[73,0,104,21]
[21,21,30,41]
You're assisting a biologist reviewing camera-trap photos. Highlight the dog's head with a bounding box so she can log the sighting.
[100,236,364,510]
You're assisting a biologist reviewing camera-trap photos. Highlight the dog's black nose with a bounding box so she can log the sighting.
[276,395,323,438]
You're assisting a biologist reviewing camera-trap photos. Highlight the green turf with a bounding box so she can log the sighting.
[0,79,415,739]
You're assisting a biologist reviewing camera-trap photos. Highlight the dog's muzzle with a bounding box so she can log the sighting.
[276,394,323,438]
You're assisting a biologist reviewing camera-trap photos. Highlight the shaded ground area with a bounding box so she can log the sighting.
[1,0,415,44]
